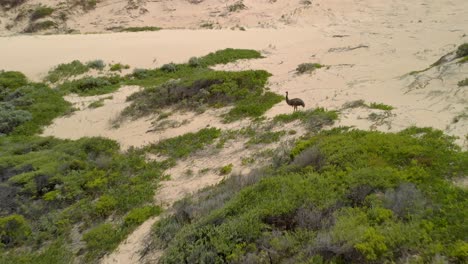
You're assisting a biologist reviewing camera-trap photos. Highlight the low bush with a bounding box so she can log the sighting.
[368,102,394,111]
[109,63,130,72]
[456,43,468,58]
[121,26,161,32]
[58,75,122,95]
[0,103,32,134]
[44,60,90,83]
[458,78,468,87]
[296,63,323,74]
[124,206,162,227]
[123,69,278,122]
[24,20,56,33]
[145,127,221,159]
[0,71,28,89]
[83,223,123,260]
[86,59,105,70]
[274,108,338,131]
[31,6,54,21]
[220,164,233,175]
[0,214,31,247]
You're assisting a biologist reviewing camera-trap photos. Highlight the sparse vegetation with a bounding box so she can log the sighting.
[110,63,130,72]
[458,78,468,87]
[296,63,323,74]
[58,75,122,96]
[228,1,246,12]
[274,108,338,131]
[120,26,162,32]
[368,102,394,110]
[220,164,233,175]
[455,43,468,58]
[24,20,56,33]
[247,130,286,145]
[45,60,90,83]
[144,127,221,160]
[30,6,54,21]
[86,59,106,70]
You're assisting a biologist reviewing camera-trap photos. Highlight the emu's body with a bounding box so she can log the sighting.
[285,91,305,111]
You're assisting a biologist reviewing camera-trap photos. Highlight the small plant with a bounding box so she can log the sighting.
[188,57,201,67]
[58,75,122,95]
[220,164,233,175]
[31,6,54,21]
[24,20,56,33]
[296,63,323,74]
[160,63,177,72]
[458,78,468,87]
[45,60,89,83]
[121,26,161,32]
[110,63,130,72]
[228,1,246,12]
[368,102,394,111]
[88,99,105,108]
[342,99,367,109]
[86,60,105,70]
[455,43,468,58]
[124,206,161,227]
[458,56,468,64]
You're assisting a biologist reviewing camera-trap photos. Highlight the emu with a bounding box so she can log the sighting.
[285,91,305,112]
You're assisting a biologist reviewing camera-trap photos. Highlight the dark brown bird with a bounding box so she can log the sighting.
[285,91,305,112]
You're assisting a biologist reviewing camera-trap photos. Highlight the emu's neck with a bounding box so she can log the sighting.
[285,94,290,105]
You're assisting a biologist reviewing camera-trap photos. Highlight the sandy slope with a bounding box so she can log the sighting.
[1,0,468,263]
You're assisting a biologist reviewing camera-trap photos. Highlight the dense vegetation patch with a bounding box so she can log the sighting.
[0,71,71,136]
[30,6,54,21]
[274,108,338,131]
[144,127,221,161]
[151,127,467,263]
[120,49,278,122]
[0,70,164,263]
[458,78,468,87]
[296,63,324,74]
[58,75,122,96]
[120,26,162,32]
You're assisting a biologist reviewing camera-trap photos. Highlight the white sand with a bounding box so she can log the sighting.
[1,0,467,263]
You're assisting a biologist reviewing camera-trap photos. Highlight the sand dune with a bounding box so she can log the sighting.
[1,0,467,263]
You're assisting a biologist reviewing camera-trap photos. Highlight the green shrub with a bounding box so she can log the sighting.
[188,57,201,67]
[124,206,162,227]
[45,60,90,83]
[0,214,31,247]
[220,164,233,175]
[273,108,338,131]
[368,102,394,111]
[86,60,105,70]
[24,20,56,33]
[88,99,104,108]
[31,6,54,21]
[83,223,123,260]
[121,26,161,32]
[197,48,262,67]
[222,91,282,122]
[296,63,323,74]
[145,128,221,159]
[247,130,286,145]
[0,103,32,134]
[228,1,246,12]
[458,78,468,87]
[94,195,117,217]
[109,63,130,72]
[456,43,468,58]
[58,76,122,95]
[161,63,177,73]
[0,71,28,89]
